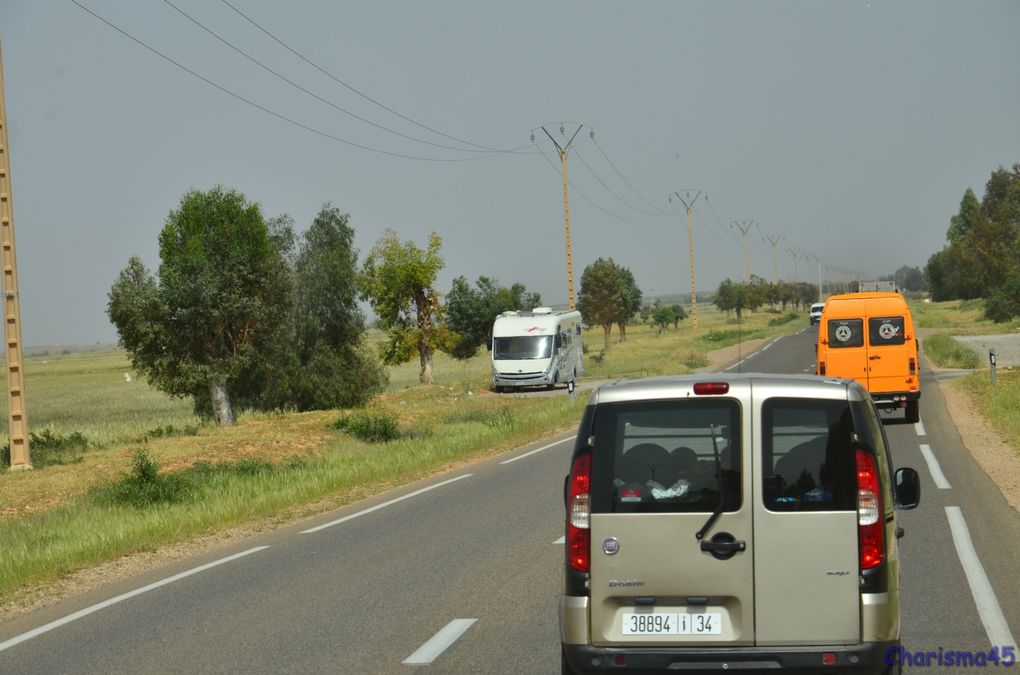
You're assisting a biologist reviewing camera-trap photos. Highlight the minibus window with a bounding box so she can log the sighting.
[828,319,864,348]
[868,316,905,346]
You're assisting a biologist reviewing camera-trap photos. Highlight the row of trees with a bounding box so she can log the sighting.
[925,164,1020,321]
[713,277,822,319]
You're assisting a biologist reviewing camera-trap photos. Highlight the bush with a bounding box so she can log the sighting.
[0,429,90,470]
[93,450,195,507]
[768,312,799,326]
[330,409,400,443]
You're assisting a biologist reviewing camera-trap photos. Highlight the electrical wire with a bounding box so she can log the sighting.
[591,136,671,216]
[573,148,660,218]
[218,0,534,155]
[71,1,504,162]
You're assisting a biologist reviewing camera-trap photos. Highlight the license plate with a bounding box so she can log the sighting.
[622,611,722,635]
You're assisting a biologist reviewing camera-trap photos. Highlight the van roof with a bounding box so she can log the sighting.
[589,373,867,405]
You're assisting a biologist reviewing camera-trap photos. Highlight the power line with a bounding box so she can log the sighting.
[71,1,505,162]
[572,147,659,218]
[590,134,670,216]
[163,0,499,155]
[218,0,533,155]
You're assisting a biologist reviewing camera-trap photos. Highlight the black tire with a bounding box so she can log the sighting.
[561,646,579,675]
[905,400,919,424]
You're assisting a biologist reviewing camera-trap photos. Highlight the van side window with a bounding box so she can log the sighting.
[591,400,741,514]
[762,398,857,512]
[827,319,864,348]
[868,316,905,346]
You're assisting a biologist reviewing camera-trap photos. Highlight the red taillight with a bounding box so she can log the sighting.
[856,449,884,570]
[909,358,916,375]
[693,382,729,395]
[567,453,592,573]
[818,361,826,376]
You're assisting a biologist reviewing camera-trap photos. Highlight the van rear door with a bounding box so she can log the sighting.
[587,383,754,648]
[865,312,911,395]
[822,316,868,389]
[754,393,860,644]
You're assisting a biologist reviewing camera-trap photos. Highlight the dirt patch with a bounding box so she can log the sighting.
[698,338,770,372]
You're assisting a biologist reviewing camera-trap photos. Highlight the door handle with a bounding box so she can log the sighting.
[699,532,746,560]
[869,355,881,360]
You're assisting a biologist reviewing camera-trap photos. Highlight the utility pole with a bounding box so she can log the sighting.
[815,255,824,301]
[787,246,801,284]
[0,41,30,470]
[764,233,783,283]
[731,219,755,283]
[537,123,583,310]
[672,189,702,328]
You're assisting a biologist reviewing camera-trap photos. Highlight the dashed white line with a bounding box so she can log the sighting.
[500,437,572,465]
[919,444,952,489]
[725,360,746,371]
[945,507,1017,650]
[0,546,270,654]
[403,618,477,665]
[914,419,927,436]
[301,474,473,533]
[554,536,565,545]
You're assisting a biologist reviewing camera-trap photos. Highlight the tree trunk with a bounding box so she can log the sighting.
[209,378,235,427]
[618,322,628,342]
[419,340,434,384]
[602,324,612,350]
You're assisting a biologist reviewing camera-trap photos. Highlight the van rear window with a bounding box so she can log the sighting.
[762,399,857,512]
[868,316,905,346]
[827,318,864,348]
[591,400,741,514]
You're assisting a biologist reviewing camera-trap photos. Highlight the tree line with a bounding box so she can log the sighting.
[925,163,1020,321]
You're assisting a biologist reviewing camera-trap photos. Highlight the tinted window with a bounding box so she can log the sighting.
[868,316,905,346]
[827,318,864,348]
[591,399,741,514]
[493,335,552,360]
[763,398,857,512]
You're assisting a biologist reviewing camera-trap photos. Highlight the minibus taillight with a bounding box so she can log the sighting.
[856,449,884,571]
[909,357,916,375]
[818,361,826,376]
[567,453,592,573]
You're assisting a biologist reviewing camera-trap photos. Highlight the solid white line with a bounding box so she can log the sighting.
[915,419,927,436]
[0,546,270,654]
[301,475,473,533]
[919,444,952,489]
[500,437,572,465]
[402,618,477,665]
[553,536,565,545]
[945,507,1017,650]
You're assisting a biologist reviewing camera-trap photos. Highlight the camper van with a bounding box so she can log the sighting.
[816,292,920,422]
[492,308,583,392]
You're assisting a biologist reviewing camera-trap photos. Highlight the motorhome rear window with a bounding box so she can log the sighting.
[868,316,906,346]
[762,398,857,512]
[591,399,741,514]
[827,318,864,348]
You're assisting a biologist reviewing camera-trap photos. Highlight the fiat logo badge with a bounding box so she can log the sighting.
[603,538,620,555]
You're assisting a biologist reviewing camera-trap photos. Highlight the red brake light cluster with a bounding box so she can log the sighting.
[855,449,884,570]
[566,453,592,573]
[693,382,730,395]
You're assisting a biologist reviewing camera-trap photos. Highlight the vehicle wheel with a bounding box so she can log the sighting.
[905,400,919,424]
[561,646,579,675]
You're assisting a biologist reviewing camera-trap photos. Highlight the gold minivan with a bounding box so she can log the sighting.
[561,374,920,674]
[816,292,920,423]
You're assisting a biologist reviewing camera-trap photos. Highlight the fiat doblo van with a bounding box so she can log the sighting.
[816,293,920,423]
[561,374,920,674]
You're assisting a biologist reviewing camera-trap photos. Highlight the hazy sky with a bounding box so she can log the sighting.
[1,1,1018,345]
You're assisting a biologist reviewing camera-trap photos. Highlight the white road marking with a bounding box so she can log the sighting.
[500,437,572,465]
[403,618,477,665]
[0,546,270,654]
[914,419,927,436]
[554,536,565,545]
[945,507,1017,650]
[725,360,746,371]
[919,444,952,489]
[761,340,774,351]
[301,475,473,533]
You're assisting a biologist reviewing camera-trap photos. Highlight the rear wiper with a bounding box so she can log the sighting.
[695,424,725,541]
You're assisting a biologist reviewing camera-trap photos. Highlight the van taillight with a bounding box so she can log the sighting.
[818,362,826,376]
[909,358,916,375]
[567,453,592,573]
[856,449,884,571]
[693,382,729,395]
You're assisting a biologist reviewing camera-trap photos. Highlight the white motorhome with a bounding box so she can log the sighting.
[492,307,584,392]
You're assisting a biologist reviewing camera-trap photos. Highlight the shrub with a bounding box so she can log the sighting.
[0,429,90,470]
[93,450,195,507]
[330,409,400,443]
[768,312,799,326]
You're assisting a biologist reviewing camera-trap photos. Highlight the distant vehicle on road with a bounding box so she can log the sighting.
[491,308,583,392]
[809,301,825,325]
[816,292,920,423]
[561,373,921,674]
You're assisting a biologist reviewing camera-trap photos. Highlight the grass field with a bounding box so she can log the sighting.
[0,305,806,605]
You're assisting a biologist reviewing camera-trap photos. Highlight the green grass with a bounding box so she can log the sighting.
[956,371,1020,459]
[922,333,982,369]
[912,298,1020,334]
[0,306,803,604]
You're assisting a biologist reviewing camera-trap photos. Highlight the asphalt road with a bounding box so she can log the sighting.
[1,326,1017,674]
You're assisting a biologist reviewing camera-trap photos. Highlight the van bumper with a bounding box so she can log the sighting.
[563,640,901,674]
[871,391,920,409]
[492,372,555,388]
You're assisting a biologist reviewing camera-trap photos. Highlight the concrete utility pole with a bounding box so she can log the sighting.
[787,246,801,284]
[538,123,583,310]
[764,233,783,283]
[0,41,30,470]
[672,189,702,328]
[731,219,755,283]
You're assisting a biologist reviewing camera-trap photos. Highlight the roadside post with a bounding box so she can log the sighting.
[567,379,576,402]
[989,349,997,386]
